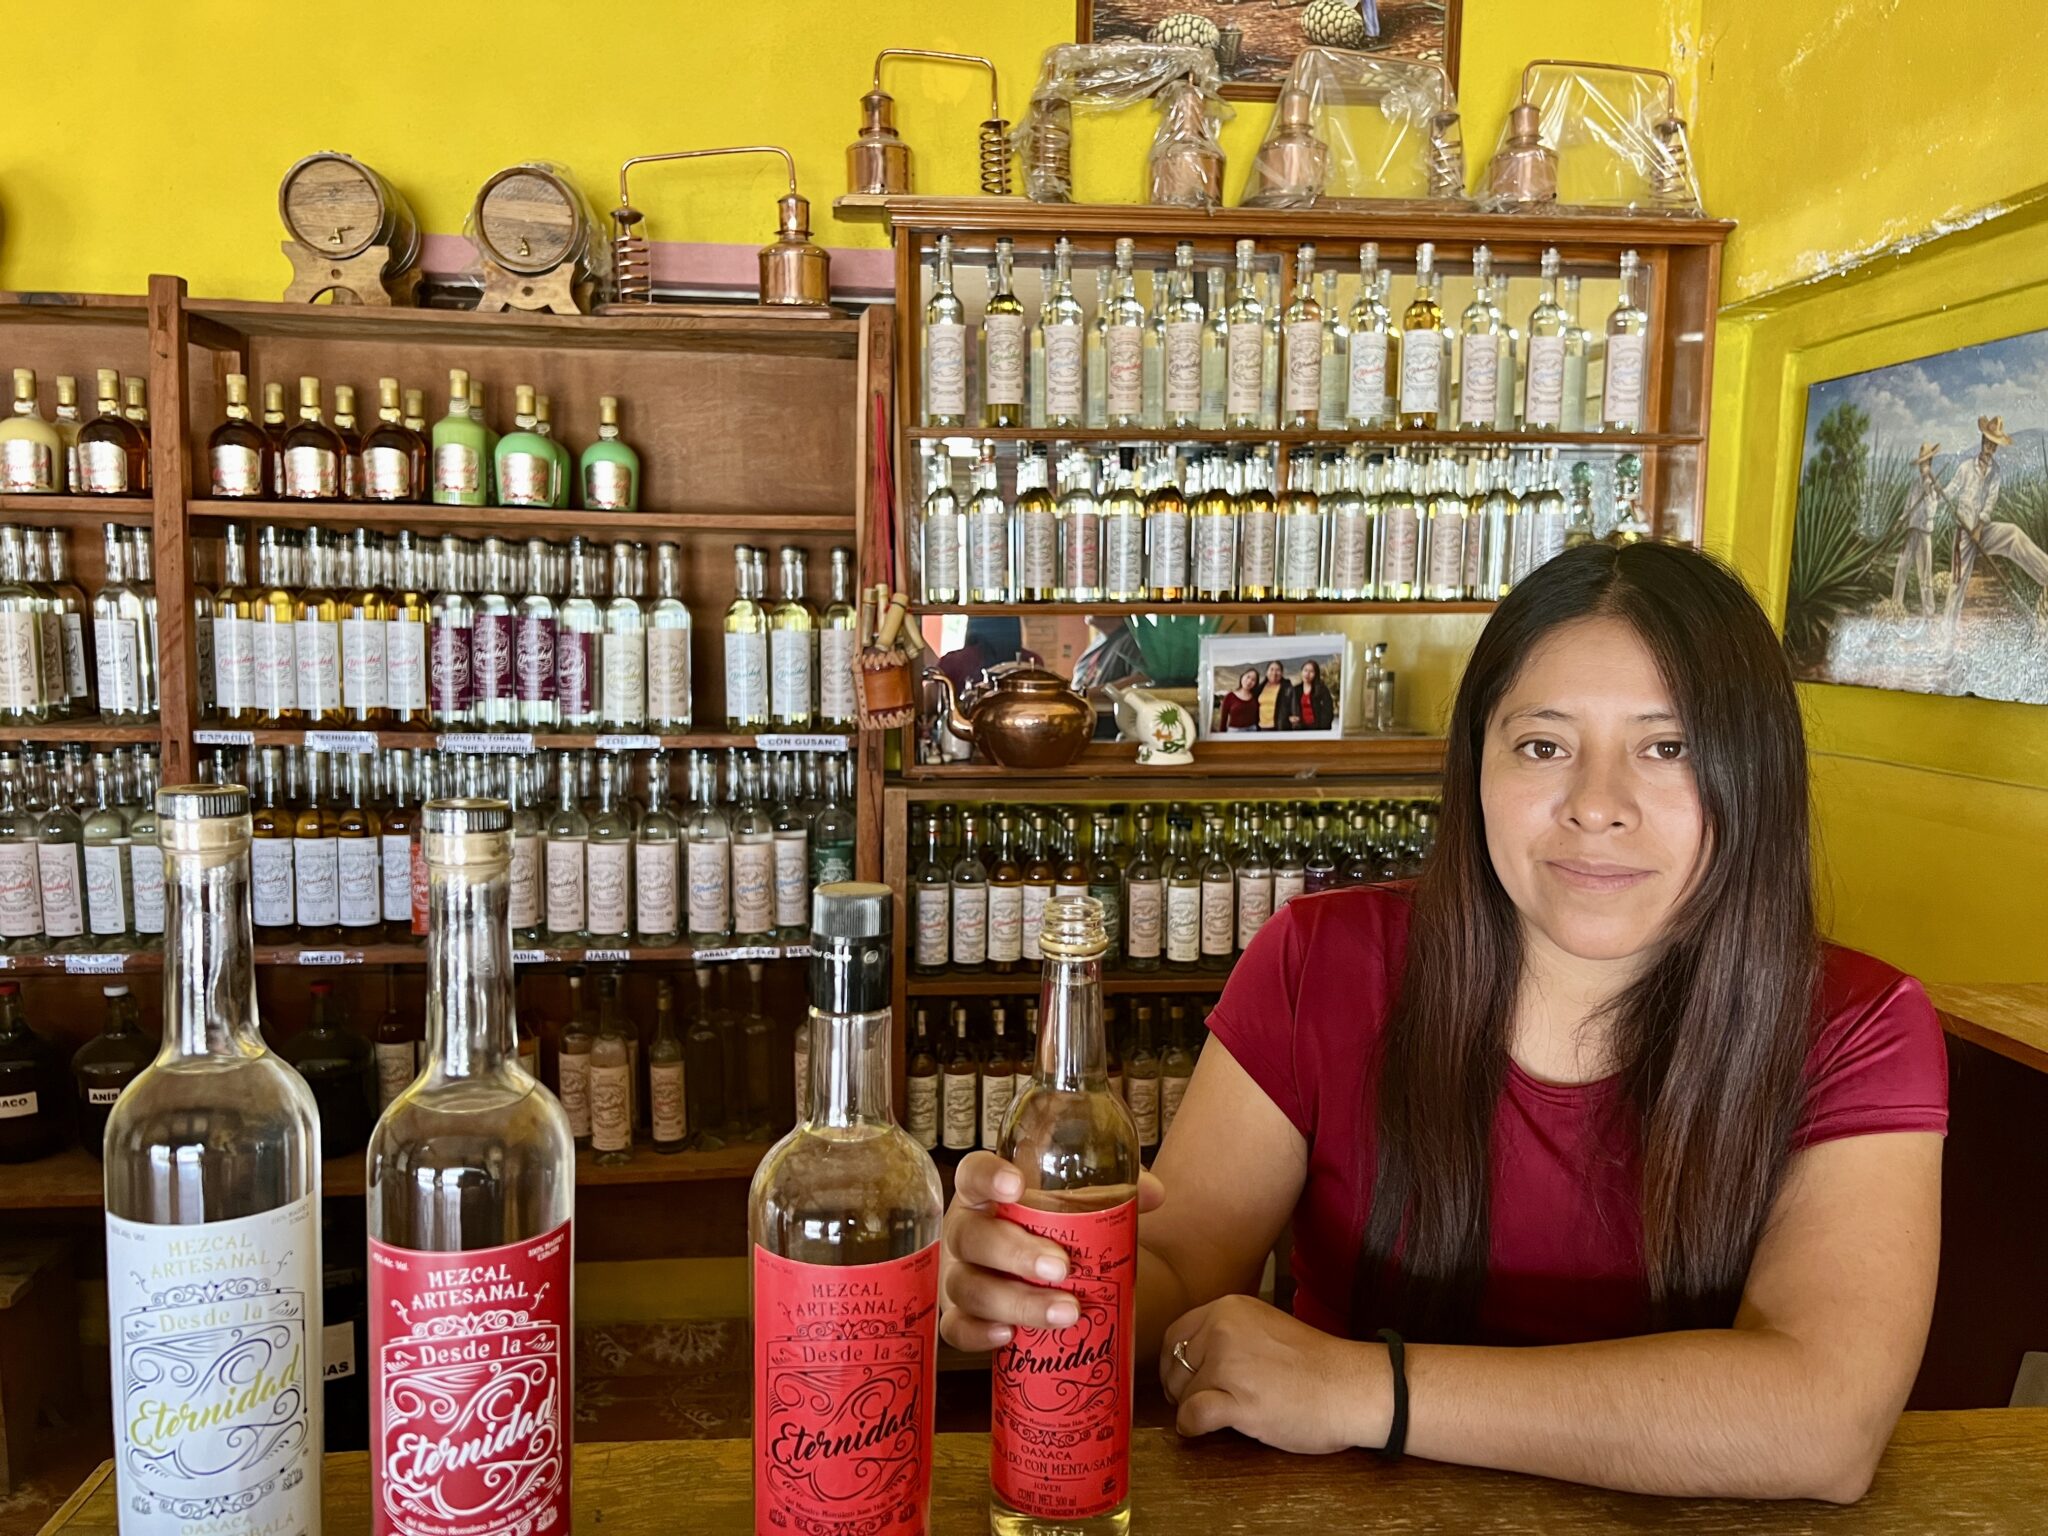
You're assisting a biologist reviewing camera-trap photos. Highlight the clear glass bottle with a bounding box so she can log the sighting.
[125,751,164,949]
[601,541,648,730]
[1100,448,1146,603]
[723,545,769,731]
[1277,448,1323,602]
[1143,262,1168,428]
[1603,250,1650,434]
[1122,807,1162,974]
[1103,238,1146,428]
[34,753,87,953]
[0,529,44,725]
[1474,446,1518,598]
[1375,450,1423,602]
[366,798,574,1533]
[1522,447,1570,575]
[750,883,943,1532]
[1013,448,1057,605]
[683,751,732,945]
[0,760,42,955]
[924,236,969,428]
[1199,266,1229,430]
[103,784,323,1530]
[18,534,64,723]
[905,1004,939,1151]
[729,755,776,941]
[293,750,340,943]
[557,966,594,1145]
[89,524,144,724]
[1041,237,1088,430]
[1281,243,1325,429]
[1086,268,1110,429]
[920,451,963,605]
[584,758,632,948]
[1561,275,1592,433]
[514,537,560,730]
[1224,239,1265,430]
[1459,245,1507,431]
[983,236,1027,428]
[1399,242,1445,431]
[81,752,132,949]
[339,528,390,724]
[809,753,857,891]
[1162,242,1204,430]
[1237,448,1279,601]
[1054,450,1102,603]
[1524,248,1569,432]
[1318,266,1350,429]
[1163,815,1200,971]
[1423,454,1472,602]
[1346,243,1398,430]
[980,1004,1017,1150]
[1160,1004,1197,1140]
[967,440,1012,605]
[910,810,949,976]
[1190,455,1238,602]
[545,752,589,946]
[815,546,856,728]
[42,530,90,718]
[941,1003,978,1154]
[767,755,809,943]
[1198,811,1236,972]
[949,812,988,972]
[1020,811,1054,966]
[1124,1001,1161,1155]
[768,546,815,728]
[1086,812,1123,958]
[384,530,431,725]
[633,752,682,946]
[991,895,1140,1536]
[557,537,604,729]
[1144,453,1189,603]
[589,969,634,1164]
[648,978,686,1153]
[1235,805,1275,955]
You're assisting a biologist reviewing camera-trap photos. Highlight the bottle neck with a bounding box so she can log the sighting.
[162,833,263,1061]
[425,847,516,1079]
[1036,950,1109,1091]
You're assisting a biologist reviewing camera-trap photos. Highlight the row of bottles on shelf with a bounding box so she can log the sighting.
[920,439,1643,607]
[0,368,153,496]
[911,796,1436,975]
[207,369,643,509]
[0,522,157,723]
[200,524,858,729]
[0,747,164,953]
[185,743,856,950]
[907,993,1208,1163]
[923,235,1650,436]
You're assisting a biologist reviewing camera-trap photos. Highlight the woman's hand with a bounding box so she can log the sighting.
[940,1151,1165,1351]
[1160,1294,1389,1455]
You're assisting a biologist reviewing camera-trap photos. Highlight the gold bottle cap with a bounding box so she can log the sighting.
[535,394,552,425]
[11,368,33,401]
[334,384,356,421]
[403,388,424,418]
[298,376,321,408]
[55,376,77,406]
[448,367,470,400]
[225,373,249,405]
[96,366,119,395]
[378,377,400,411]
[264,381,286,413]
[598,395,619,427]
[123,376,146,405]
[471,380,487,409]
[514,383,536,415]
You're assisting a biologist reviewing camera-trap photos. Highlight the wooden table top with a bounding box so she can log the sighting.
[39,1412,2048,1534]
[1930,981,2048,1076]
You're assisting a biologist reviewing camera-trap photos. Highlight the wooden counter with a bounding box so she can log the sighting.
[1931,982,2048,1076]
[39,1415,2048,1534]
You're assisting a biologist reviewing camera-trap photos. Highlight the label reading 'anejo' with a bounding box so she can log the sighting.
[370,1219,571,1536]
[752,1241,939,1536]
[989,1198,1137,1520]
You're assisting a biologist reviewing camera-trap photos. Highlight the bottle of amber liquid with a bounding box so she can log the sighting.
[992,895,1141,1536]
[75,369,148,497]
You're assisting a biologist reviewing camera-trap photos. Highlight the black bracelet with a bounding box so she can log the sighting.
[1375,1328,1409,1461]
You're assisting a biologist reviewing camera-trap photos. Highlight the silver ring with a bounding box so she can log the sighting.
[1171,1337,1194,1375]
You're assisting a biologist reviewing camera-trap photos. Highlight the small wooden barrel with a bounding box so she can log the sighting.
[278,152,420,272]
[472,165,594,279]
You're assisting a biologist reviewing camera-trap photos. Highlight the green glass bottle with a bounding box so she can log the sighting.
[494,385,554,508]
[430,368,488,507]
[536,394,573,509]
[580,395,640,511]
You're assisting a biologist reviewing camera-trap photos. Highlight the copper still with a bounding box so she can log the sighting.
[1244,85,1330,206]
[1150,75,1225,208]
[609,145,828,306]
[846,49,1011,198]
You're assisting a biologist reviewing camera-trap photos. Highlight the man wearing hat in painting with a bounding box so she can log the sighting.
[1941,414,2048,628]
[1891,440,1940,619]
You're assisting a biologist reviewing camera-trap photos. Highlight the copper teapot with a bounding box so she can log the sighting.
[923,662,1093,769]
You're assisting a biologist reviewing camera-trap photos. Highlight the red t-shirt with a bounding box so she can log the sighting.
[1205,886,1949,1347]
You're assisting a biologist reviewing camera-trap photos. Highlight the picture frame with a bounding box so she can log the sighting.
[1198,633,1350,740]
[1076,0,1462,102]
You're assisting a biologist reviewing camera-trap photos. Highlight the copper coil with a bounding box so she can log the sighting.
[1425,111,1466,202]
[979,118,1014,197]
[1650,118,1695,209]
[610,207,651,305]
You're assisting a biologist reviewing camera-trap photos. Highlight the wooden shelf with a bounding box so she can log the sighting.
[186,499,854,538]
[202,726,842,752]
[0,718,160,743]
[252,942,809,968]
[0,949,160,975]
[0,291,149,326]
[907,427,1700,450]
[911,600,1496,618]
[895,736,1445,784]
[0,494,153,525]
[908,970,1229,997]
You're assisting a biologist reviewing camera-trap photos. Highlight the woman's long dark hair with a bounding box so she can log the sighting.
[1354,542,1817,1339]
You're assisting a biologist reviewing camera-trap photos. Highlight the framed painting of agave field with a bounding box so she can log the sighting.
[1078,1,1460,98]
[1785,330,2048,705]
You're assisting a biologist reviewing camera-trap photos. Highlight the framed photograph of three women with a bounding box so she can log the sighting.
[1200,634,1349,739]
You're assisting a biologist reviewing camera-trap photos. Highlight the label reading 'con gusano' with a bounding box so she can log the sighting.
[989,1198,1137,1521]
[370,1219,571,1536]
[752,1241,939,1536]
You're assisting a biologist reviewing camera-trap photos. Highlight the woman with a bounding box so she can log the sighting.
[1216,667,1262,733]
[1289,657,1334,731]
[1256,660,1293,731]
[941,542,1945,1502]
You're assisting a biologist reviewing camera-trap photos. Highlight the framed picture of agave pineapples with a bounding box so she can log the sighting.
[1785,328,2048,705]
[1078,0,1462,99]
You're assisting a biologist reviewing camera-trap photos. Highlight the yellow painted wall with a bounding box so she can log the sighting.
[1699,0,2048,982]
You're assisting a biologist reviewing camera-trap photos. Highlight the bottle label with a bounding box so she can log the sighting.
[622,840,674,938]
[1166,884,1199,963]
[210,613,251,712]
[1226,321,1263,417]
[649,1060,685,1142]
[78,439,130,494]
[1018,512,1057,592]
[1106,327,1143,418]
[498,450,553,507]
[922,515,960,601]
[385,619,427,713]
[1427,510,1466,594]
[107,1198,321,1536]
[987,884,1023,963]
[1347,333,1390,425]
[516,615,559,707]
[725,632,767,723]
[0,841,39,938]
[1193,514,1235,594]
[1604,332,1647,428]
[546,839,585,935]
[283,444,337,499]
[208,443,260,497]
[1200,881,1233,957]
[1125,880,1161,960]
[980,1073,1016,1150]
[590,1060,631,1151]
[33,610,60,712]
[584,459,634,511]
[339,839,382,928]
[362,444,412,500]
[411,839,429,936]
[772,832,808,930]
[429,618,472,716]
[732,840,774,936]
[94,616,141,715]
[336,615,384,712]
[84,844,129,936]
[582,841,628,937]
[556,1052,591,1137]
[61,611,88,699]
[1328,511,1370,595]
[1237,874,1274,950]
[989,1198,1136,1520]
[1383,503,1420,587]
[1285,319,1323,414]
[129,841,165,935]
[1045,324,1084,418]
[1239,506,1277,590]
[768,629,811,722]
[370,1219,571,1536]
[1164,320,1202,415]
[382,833,414,923]
[433,442,480,498]
[969,508,1010,595]
[0,612,35,710]
[1526,335,1566,426]
[0,1090,35,1118]
[295,837,340,927]
[1128,1074,1161,1144]
[88,1085,125,1106]
[1147,511,1188,590]
[251,838,294,928]
[942,1069,978,1150]
[906,1073,938,1148]
[985,314,1026,406]
[1162,1072,1190,1136]
[1460,333,1501,427]
[555,629,596,719]
[686,841,729,936]
[1274,869,1307,909]
[913,885,948,967]
[811,835,855,890]
[1020,882,1048,963]
[0,438,54,494]
[1061,511,1101,593]
[36,841,84,938]
[647,627,690,722]
[1399,330,1442,417]
[1103,513,1144,598]
[816,628,854,724]
[1283,510,1323,594]
[375,1040,416,1108]
[250,619,298,713]
[951,884,987,965]
[926,323,967,418]
[472,613,517,708]
[752,1242,939,1536]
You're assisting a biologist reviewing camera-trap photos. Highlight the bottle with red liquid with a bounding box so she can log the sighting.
[366,797,574,1536]
[749,882,942,1535]
[991,894,1141,1535]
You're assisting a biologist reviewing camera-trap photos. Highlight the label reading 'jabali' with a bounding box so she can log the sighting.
[753,1241,938,1536]
[371,1219,571,1536]
[990,1198,1136,1521]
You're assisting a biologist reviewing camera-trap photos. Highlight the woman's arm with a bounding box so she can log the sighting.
[1167,1130,1941,1502]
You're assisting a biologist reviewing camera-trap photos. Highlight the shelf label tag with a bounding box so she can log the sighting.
[436,733,534,755]
[782,944,813,959]
[755,733,851,754]
[513,949,548,965]
[64,953,127,974]
[694,944,783,964]
[303,730,382,755]
[0,956,14,969]
[296,950,361,966]
[194,729,255,746]
[582,948,632,963]
[594,734,661,753]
